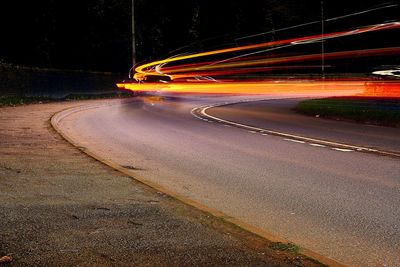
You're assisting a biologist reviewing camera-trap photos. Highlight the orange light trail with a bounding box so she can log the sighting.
[132,22,400,81]
[118,21,400,98]
[158,47,400,80]
[117,80,400,97]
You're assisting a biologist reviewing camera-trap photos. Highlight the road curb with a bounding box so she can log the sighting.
[51,101,348,267]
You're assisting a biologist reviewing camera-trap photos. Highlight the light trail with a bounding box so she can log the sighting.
[152,47,400,79]
[131,22,400,80]
[118,21,400,97]
[117,80,400,97]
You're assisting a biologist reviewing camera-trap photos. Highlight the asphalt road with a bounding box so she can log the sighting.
[2,99,318,266]
[59,95,400,266]
[207,98,400,153]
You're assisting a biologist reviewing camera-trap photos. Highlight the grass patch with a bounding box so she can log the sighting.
[269,242,328,266]
[64,92,133,100]
[0,92,135,107]
[0,96,56,106]
[296,97,400,127]
[268,242,300,253]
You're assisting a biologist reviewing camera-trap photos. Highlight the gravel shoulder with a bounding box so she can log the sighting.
[0,99,322,266]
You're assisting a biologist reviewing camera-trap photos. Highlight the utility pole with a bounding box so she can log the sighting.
[132,0,136,67]
[321,0,325,79]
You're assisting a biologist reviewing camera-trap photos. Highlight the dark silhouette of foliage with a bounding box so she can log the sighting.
[1,0,398,72]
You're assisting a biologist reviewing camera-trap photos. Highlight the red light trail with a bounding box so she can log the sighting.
[117,22,400,97]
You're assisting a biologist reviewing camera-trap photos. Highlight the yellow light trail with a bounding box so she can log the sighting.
[132,22,400,81]
[117,81,400,97]
[117,21,400,98]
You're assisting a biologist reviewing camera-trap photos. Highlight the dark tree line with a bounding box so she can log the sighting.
[1,0,398,73]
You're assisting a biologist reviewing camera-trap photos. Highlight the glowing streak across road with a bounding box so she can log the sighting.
[117,81,400,97]
[117,22,400,97]
[132,22,400,81]
[157,47,400,79]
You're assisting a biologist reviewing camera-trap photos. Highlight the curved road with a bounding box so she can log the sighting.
[59,95,400,266]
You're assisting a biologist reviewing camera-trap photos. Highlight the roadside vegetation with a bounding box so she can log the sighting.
[268,242,300,253]
[64,92,134,100]
[0,96,56,106]
[296,97,400,127]
[268,242,328,266]
[0,92,135,107]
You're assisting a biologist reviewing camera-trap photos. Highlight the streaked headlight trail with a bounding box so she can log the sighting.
[117,22,400,97]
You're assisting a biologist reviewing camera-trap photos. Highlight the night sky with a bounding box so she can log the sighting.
[1,0,399,72]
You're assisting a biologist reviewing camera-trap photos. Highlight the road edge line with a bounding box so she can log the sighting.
[195,100,400,158]
[51,102,348,267]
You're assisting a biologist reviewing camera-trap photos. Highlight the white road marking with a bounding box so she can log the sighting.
[284,138,306,144]
[332,148,354,152]
[309,143,326,147]
[190,100,400,158]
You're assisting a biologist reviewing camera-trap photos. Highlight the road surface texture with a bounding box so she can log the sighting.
[58,95,400,267]
[0,99,323,267]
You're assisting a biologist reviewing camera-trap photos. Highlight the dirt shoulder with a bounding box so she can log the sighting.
[0,99,323,266]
